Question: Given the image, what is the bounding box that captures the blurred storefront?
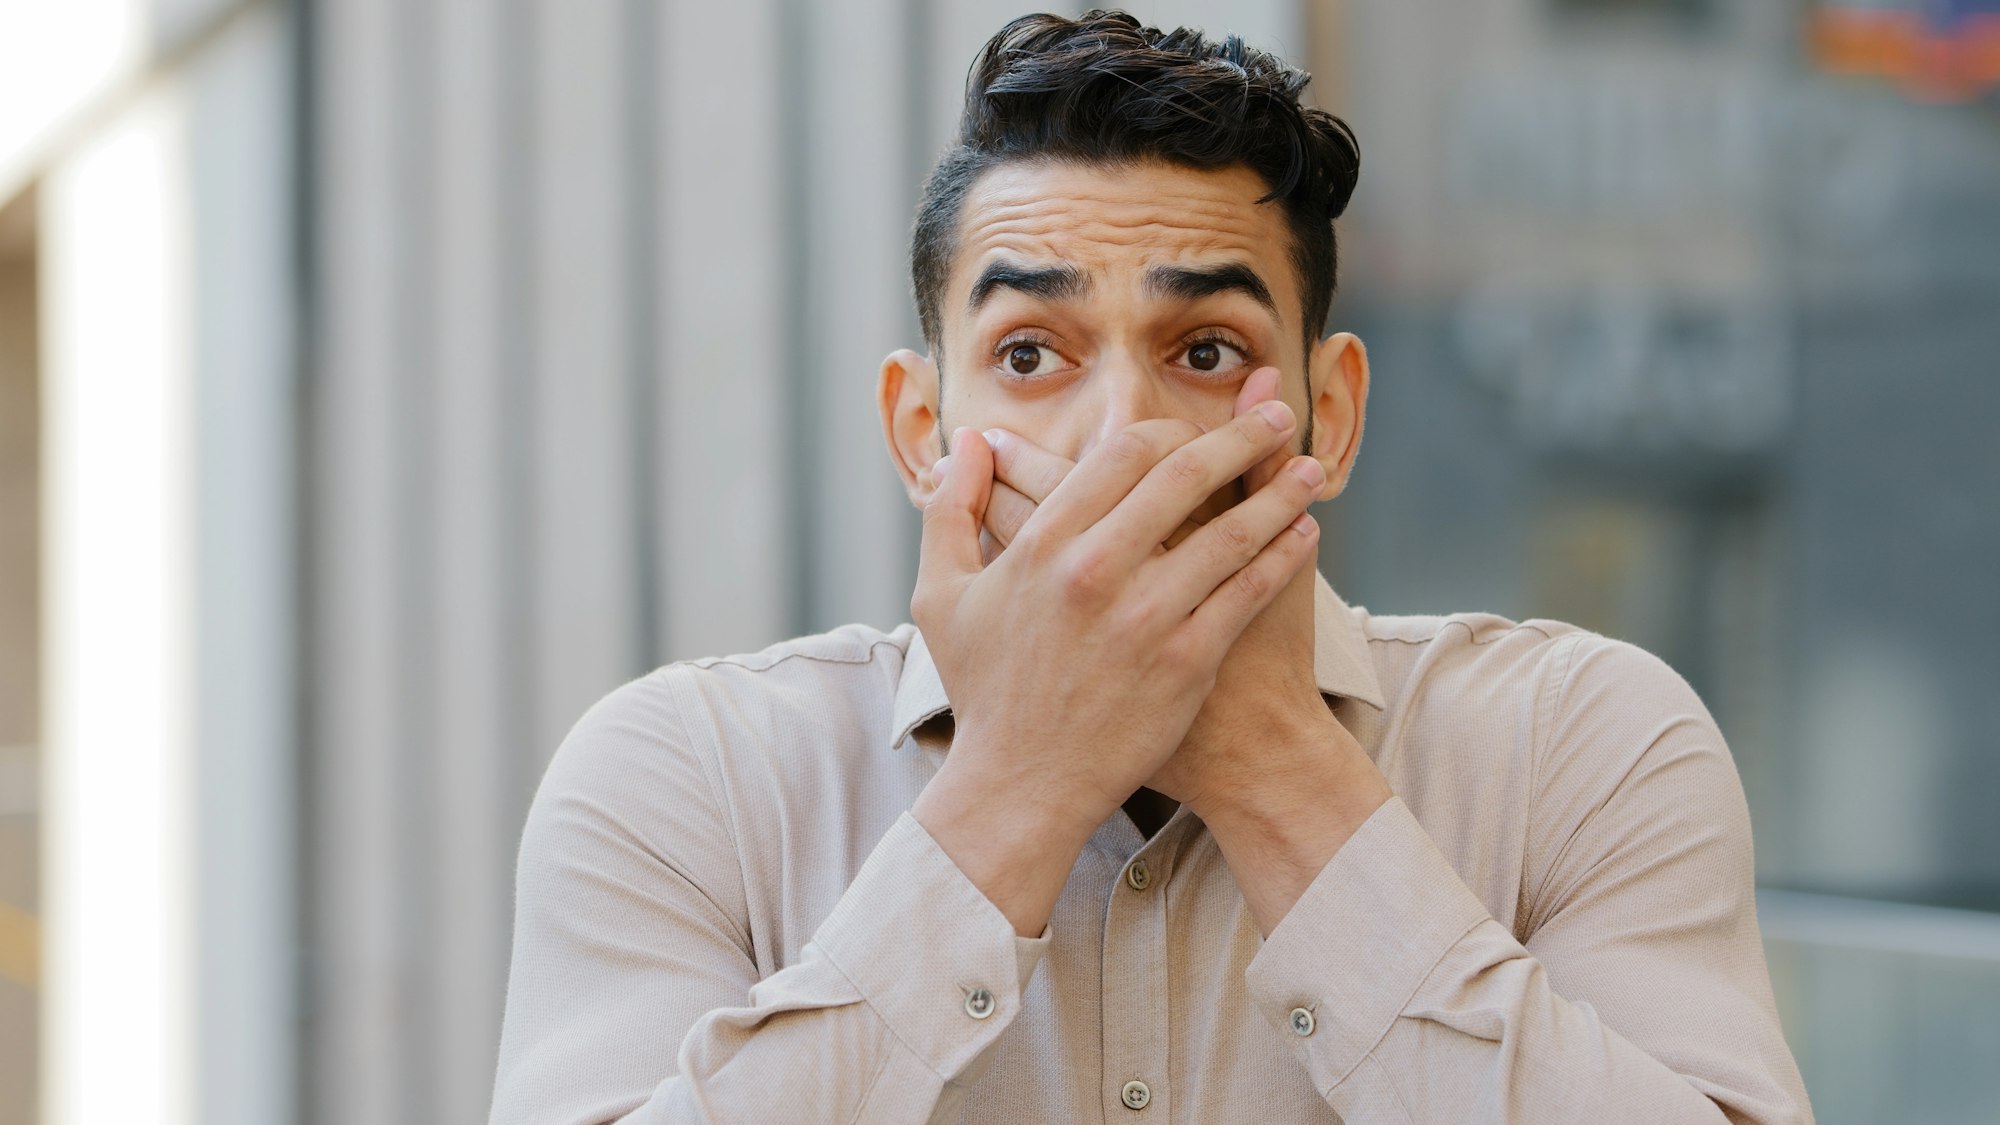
[0,1,1995,1123]
[1321,0,2000,1119]
[2,3,298,1125]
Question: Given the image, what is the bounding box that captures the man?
[491,11,1813,1123]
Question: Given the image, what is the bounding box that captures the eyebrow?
[966,260,1090,312]
[1143,262,1278,315]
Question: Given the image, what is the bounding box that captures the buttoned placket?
[1091,810,1193,1120]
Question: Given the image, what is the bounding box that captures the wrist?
[1189,705,1353,823]
[912,750,1100,937]
[1194,711,1392,935]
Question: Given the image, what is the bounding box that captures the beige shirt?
[491,574,1812,1124]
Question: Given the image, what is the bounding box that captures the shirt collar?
[891,571,1385,749]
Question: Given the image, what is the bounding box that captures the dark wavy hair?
[911,9,1361,357]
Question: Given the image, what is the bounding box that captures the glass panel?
[1330,0,2000,915]
[1765,928,2000,1123]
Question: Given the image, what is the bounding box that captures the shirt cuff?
[1242,795,1491,1092]
[813,811,1050,1081]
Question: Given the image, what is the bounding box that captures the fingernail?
[982,428,1005,449]
[1291,513,1318,537]
[1255,400,1294,430]
[1289,457,1325,487]
[931,456,951,484]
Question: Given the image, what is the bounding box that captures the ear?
[1305,331,1369,501]
[878,347,944,509]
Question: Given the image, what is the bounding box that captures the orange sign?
[1811,2,2000,102]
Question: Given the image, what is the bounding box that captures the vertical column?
[792,0,923,634]
[309,0,415,1118]
[426,0,520,1118]
[184,9,299,1125]
[42,8,300,1125]
[527,0,645,760]
[656,0,795,660]
[41,84,198,1125]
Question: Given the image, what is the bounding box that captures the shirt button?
[1125,860,1152,891]
[964,987,995,1020]
[1289,1006,1316,1037]
[1120,1079,1152,1110]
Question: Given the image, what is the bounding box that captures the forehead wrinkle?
[962,188,1273,247]
[962,215,1274,280]
[965,202,1269,246]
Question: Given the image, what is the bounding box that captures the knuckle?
[1012,523,1054,561]
[1161,448,1209,492]
[1227,563,1271,606]
[1102,427,1156,467]
[1209,513,1258,557]
[1060,548,1114,603]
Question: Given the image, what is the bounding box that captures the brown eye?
[1177,338,1247,377]
[1008,344,1044,375]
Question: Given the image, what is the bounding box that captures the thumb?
[917,426,995,585]
[1233,366,1291,494]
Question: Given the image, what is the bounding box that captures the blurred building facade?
[0,1,1996,1124]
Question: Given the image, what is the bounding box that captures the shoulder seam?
[676,634,911,675]
[1366,617,1564,648]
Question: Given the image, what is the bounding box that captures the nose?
[1076,356,1174,461]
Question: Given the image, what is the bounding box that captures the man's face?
[949,160,1304,520]
[879,158,1367,526]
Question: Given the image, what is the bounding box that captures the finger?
[1151,453,1324,612]
[1021,416,1206,544]
[916,428,995,587]
[984,428,1075,506]
[1232,364,1282,419]
[981,485,1181,561]
[1088,399,1298,562]
[1232,365,1292,497]
[982,480,1038,550]
[1179,503,1320,655]
[988,428,1185,555]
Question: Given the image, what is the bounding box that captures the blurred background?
[2,0,1998,1122]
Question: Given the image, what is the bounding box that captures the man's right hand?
[908,394,1325,936]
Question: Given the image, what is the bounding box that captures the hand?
[977,369,1334,807]
[908,404,1326,935]
[982,370,1393,932]
[1146,374,1355,817]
